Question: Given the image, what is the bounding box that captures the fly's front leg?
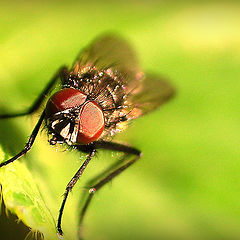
[0,111,46,168]
[57,149,96,237]
[0,66,68,119]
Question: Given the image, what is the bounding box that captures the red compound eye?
[46,88,87,116]
[77,101,105,144]
[46,88,104,144]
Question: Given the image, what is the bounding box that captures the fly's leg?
[0,111,45,167]
[0,66,68,119]
[57,149,96,237]
[78,141,141,240]
[0,66,68,165]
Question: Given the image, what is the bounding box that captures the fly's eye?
[46,88,104,145]
[77,101,105,144]
[46,88,87,117]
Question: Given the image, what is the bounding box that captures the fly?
[0,35,175,238]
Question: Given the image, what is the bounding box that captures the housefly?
[0,35,175,238]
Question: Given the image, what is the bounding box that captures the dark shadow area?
[0,195,30,240]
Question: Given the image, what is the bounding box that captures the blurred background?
[0,0,240,240]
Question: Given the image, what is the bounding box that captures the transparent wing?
[73,35,175,123]
[72,34,141,86]
[127,74,176,120]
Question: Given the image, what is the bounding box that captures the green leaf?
[0,147,56,239]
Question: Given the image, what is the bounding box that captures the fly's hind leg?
[77,140,141,240]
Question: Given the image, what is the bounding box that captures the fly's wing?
[73,35,175,124]
[73,34,141,86]
[126,74,175,120]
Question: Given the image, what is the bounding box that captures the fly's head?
[45,87,105,146]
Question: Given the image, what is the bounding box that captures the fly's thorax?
[67,65,131,139]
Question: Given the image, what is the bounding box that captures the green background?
[0,1,240,240]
